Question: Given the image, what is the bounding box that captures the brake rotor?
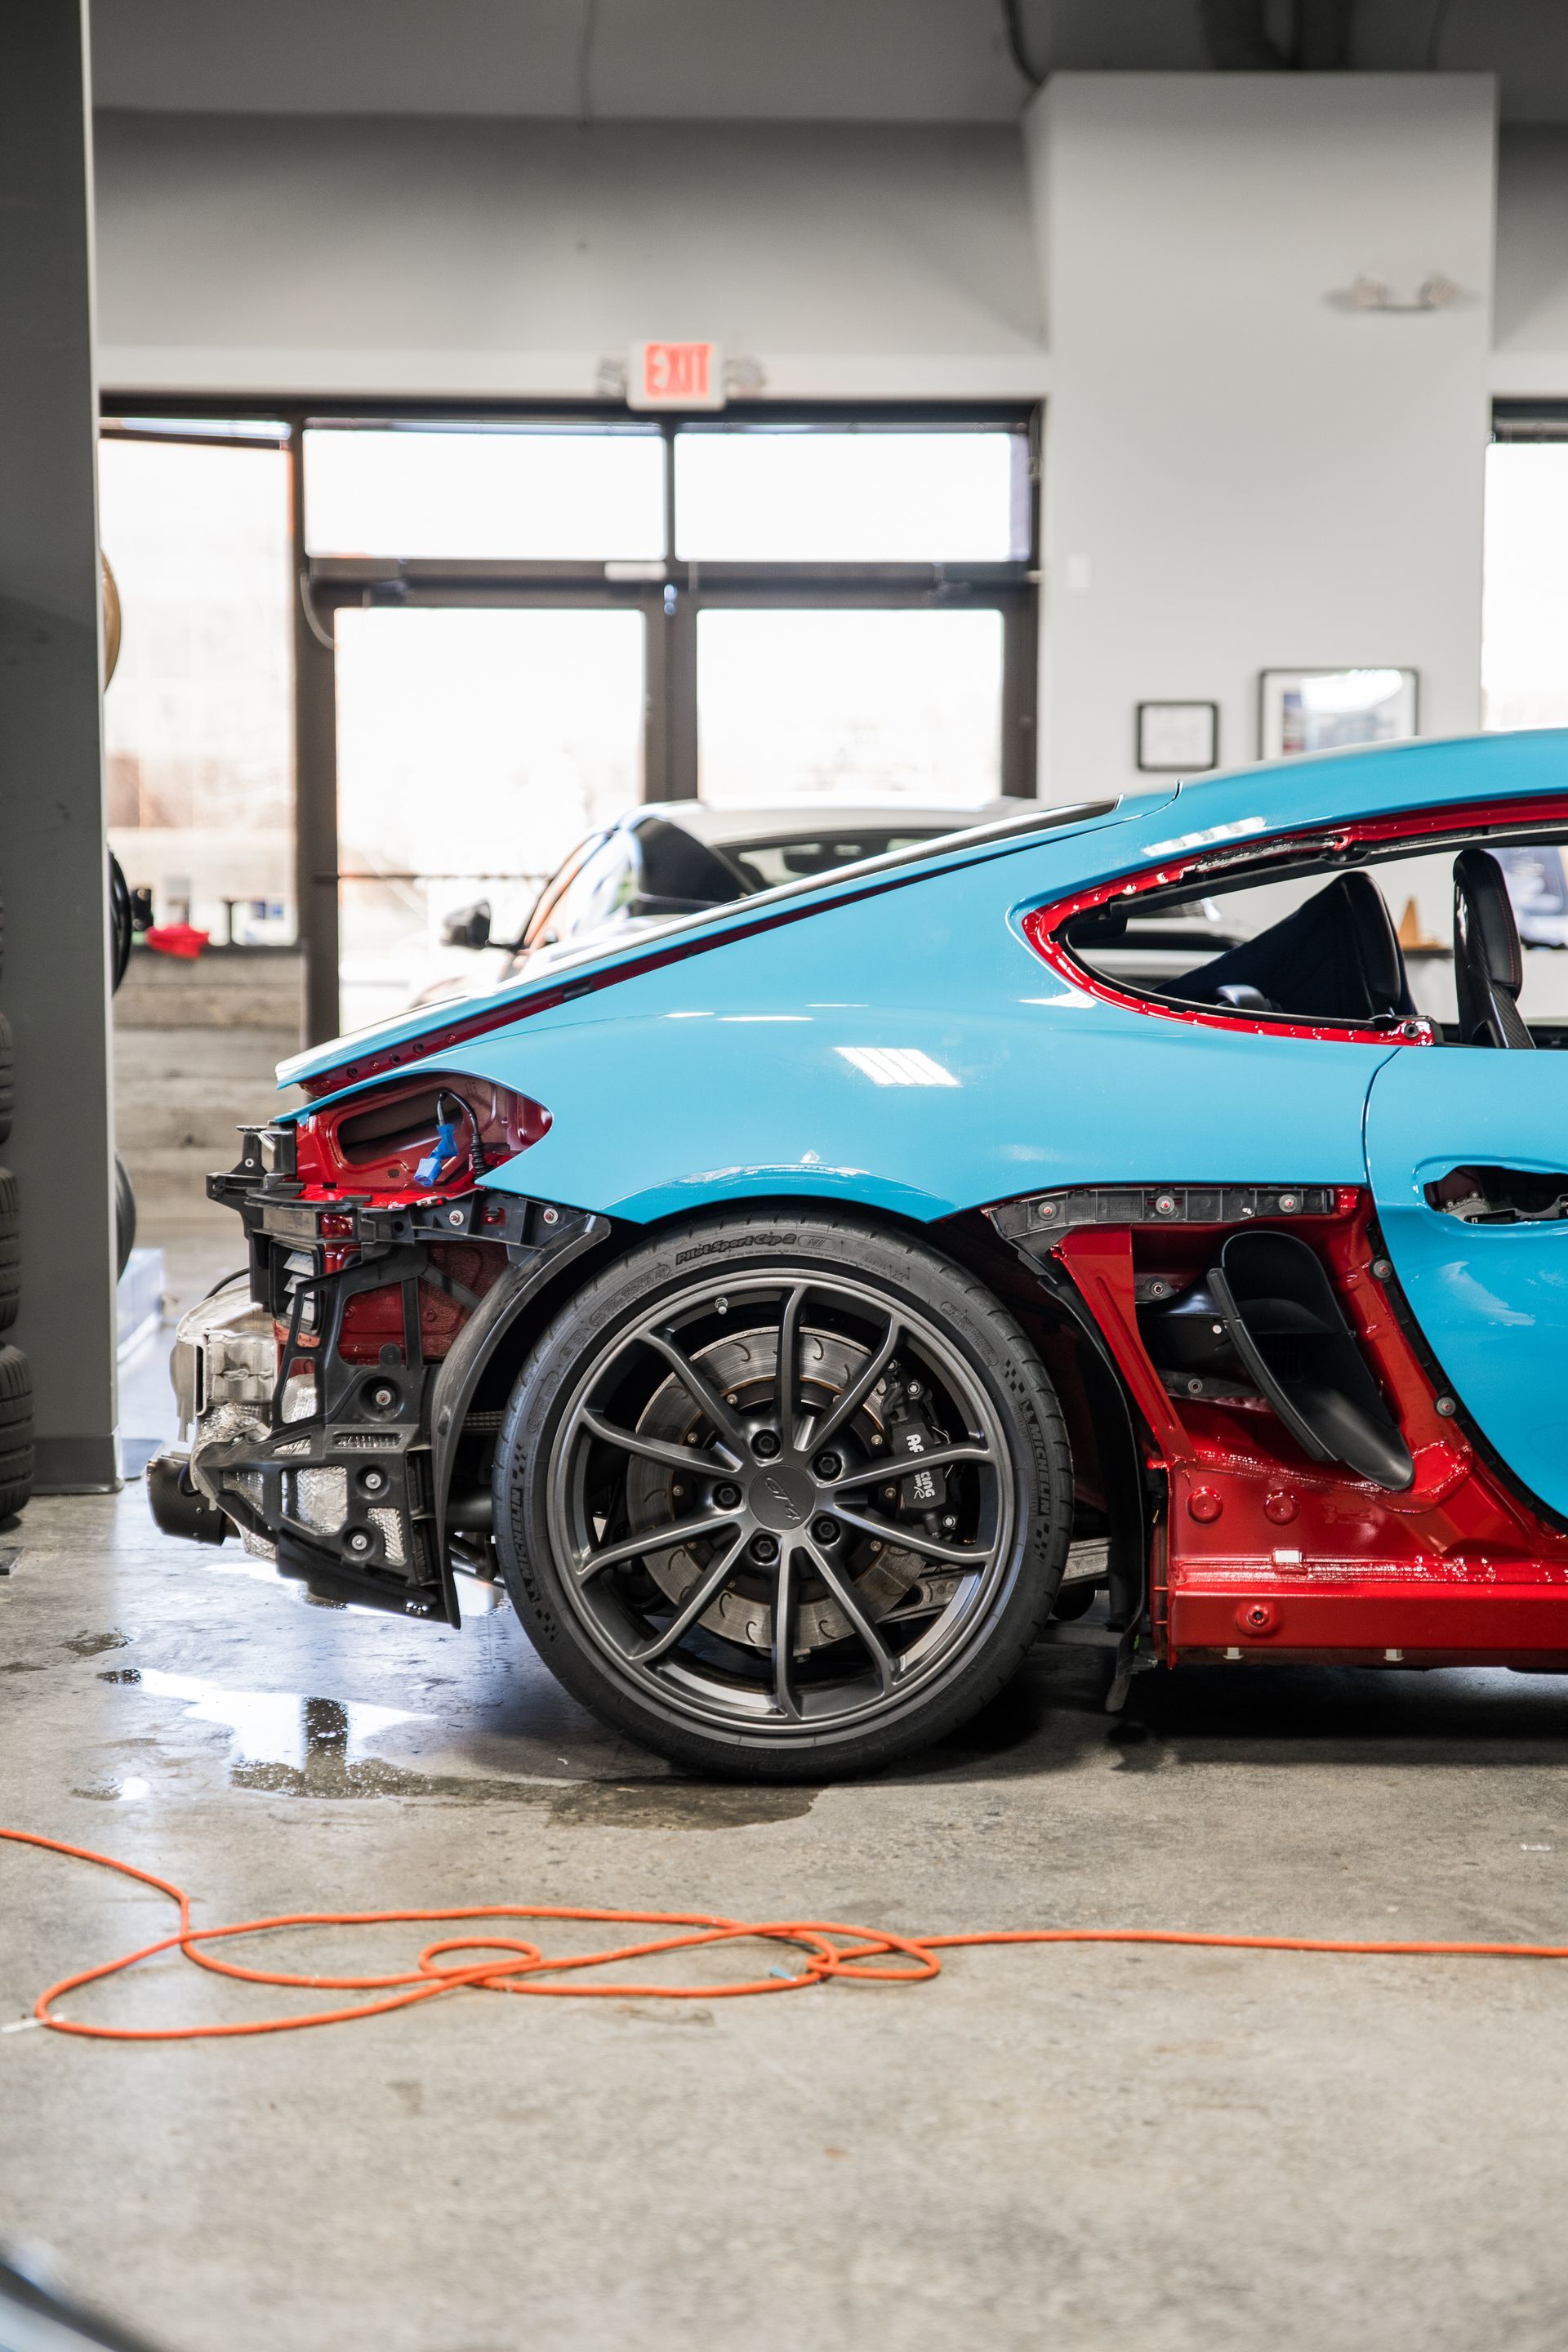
[622,1325,928,1654]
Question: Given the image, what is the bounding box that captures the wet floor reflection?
[97,1666,425,1794]
[89,1664,818,1816]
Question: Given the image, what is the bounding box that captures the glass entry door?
[332,606,644,1034]
[696,608,1005,809]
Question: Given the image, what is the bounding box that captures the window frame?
[1031,795,1568,1049]
[101,396,1041,1043]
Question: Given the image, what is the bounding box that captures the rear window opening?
[1056,823,1568,1044]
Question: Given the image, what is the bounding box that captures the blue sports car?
[152,731,1568,1777]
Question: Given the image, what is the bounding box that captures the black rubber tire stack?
[0,897,37,1519]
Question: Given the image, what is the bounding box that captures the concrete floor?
[7,1245,1568,2350]
[75,773,1568,2346]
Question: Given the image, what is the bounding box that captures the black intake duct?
[1205,1230,1414,1492]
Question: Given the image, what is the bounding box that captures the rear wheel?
[494,1212,1072,1779]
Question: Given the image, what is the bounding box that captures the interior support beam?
[0,0,118,1490]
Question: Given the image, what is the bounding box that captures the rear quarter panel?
[439,847,1393,1221]
[294,735,1568,1224]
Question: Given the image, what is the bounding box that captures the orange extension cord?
[7,1823,1568,2044]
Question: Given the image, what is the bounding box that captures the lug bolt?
[752,1430,781,1459]
[811,1517,840,1545]
[713,1482,742,1509]
[813,1450,842,1481]
[751,1533,780,1565]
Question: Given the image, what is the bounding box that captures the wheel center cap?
[747,1461,814,1533]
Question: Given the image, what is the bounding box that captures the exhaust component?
[146,1449,229,1545]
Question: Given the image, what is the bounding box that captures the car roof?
[618,800,1015,848]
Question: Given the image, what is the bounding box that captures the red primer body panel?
[1055,1202,1568,1669]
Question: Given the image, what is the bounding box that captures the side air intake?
[1145,1230,1414,1492]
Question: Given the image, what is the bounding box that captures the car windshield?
[724,829,952,890]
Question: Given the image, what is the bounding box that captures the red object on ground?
[143,923,210,960]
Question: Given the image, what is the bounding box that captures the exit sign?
[628,341,725,410]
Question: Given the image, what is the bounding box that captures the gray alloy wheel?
[494,1211,1073,1779]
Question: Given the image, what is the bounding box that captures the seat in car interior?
[1454,845,1533,1049]
[1174,871,1415,1023]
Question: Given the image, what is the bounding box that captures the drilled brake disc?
[624,1325,929,1652]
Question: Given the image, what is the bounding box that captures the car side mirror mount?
[441,901,492,951]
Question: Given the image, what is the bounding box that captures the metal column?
[0,0,118,1490]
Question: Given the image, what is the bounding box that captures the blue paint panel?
[274,730,1568,1284]
[323,845,1393,1223]
[1365,1049,1568,1518]
[278,790,1178,1093]
[281,728,1568,1098]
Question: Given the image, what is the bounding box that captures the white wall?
[93,114,1046,400]
[1028,74,1498,801]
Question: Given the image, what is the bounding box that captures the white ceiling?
[87,0,1568,124]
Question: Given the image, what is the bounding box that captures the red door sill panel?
[1170,1577,1568,1662]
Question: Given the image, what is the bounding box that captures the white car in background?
[424,801,1016,1001]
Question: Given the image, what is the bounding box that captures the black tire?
[0,1009,13,1145]
[109,855,132,995]
[115,1151,136,1281]
[0,1165,16,1334]
[494,1210,1073,1780]
[0,1343,34,1517]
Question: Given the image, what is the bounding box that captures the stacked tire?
[0,923,36,1517]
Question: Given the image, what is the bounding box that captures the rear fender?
[372,850,1380,1224]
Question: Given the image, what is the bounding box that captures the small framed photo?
[1260,668,1418,760]
[1136,701,1218,773]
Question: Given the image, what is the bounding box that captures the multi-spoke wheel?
[494,1213,1073,1778]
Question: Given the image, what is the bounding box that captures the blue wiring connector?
[414,1090,470,1188]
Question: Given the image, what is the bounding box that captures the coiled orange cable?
[6,1824,1568,2044]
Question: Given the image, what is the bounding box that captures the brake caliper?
[884,1379,947,1514]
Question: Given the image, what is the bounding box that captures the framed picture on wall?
[1136,701,1218,773]
[1259,668,1418,760]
